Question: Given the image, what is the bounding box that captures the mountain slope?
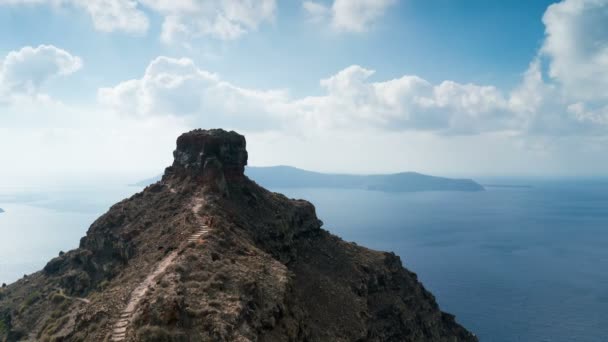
[0,129,476,341]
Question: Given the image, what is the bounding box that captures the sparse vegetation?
[137,325,186,342]
[19,290,41,312]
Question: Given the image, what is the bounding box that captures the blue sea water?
[1,180,608,341]
[0,186,140,285]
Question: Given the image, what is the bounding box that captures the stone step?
[114,326,127,334]
[114,320,128,328]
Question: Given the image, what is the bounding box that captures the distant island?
[134,165,484,192]
[0,208,4,214]
[482,184,532,189]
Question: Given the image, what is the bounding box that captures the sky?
[1,0,607,186]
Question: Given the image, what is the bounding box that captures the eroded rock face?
[166,129,248,187]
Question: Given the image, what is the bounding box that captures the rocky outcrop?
[164,129,248,194]
[0,129,476,342]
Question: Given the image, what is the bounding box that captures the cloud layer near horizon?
[97,57,606,137]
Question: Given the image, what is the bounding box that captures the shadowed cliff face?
[0,129,477,342]
[165,129,248,192]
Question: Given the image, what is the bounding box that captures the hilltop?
[0,129,476,341]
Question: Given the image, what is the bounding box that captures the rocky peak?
[0,128,477,342]
[165,129,248,188]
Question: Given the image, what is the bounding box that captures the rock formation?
[0,129,477,341]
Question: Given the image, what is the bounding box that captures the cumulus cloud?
[147,0,277,42]
[0,0,150,33]
[541,0,608,100]
[0,0,276,41]
[99,58,518,134]
[98,56,288,129]
[293,65,515,133]
[78,0,150,33]
[303,0,396,32]
[0,45,82,100]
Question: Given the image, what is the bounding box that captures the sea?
[1,179,607,341]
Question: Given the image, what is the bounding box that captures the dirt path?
[55,288,91,304]
[109,194,210,341]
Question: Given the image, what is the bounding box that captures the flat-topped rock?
[165,129,248,185]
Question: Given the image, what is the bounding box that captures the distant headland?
[133,166,485,192]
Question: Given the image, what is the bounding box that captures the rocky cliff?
[0,129,476,342]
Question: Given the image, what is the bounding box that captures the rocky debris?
[0,129,477,341]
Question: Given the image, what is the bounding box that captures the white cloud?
[302,1,330,23]
[98,56,288,129]
[296,65,513,133]
[0,0,276,41]
[541,0,608,100]
[99,59,517,134]
[0,0,150,34]
[149,0,277,42]
[568,102,608,125]
[0,45,82,100]
[76,0,150,33]
[507,58,608,136]
[303,0,396,32]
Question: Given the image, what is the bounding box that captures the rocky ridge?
[0,129,477,341]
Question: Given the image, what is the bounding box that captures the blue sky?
[1,0,555,98]
[0,0,607,186]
